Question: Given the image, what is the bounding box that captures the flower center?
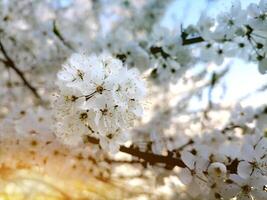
[96,85,104,94]
[242,185,251,194]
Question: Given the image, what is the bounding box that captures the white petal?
[242,144,255,161]
[230,174,247,186]
[237,161,253,178]
[178,168,192,185]
[220,183,240,199]
[181,151,195,170]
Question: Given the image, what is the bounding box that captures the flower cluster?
[130,100,267,199]
[177,133,267,200]
[190,0,267,73]
[148,28,193,85]
[54,53,146,153]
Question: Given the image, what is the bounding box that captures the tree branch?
[85,133,241,173]
[85,135,186,169]
[182,36,205,46]
[0,41,41,100]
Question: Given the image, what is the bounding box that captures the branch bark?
[86,135,186,169]
[182,36,205,46]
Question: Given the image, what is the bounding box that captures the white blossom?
[247,0,267,31]
[230,104,255,126]
[221,174,267,200]
[54,53,146,152]
[215,1,247,39]
[238,136,267,178]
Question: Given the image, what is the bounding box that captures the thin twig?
[53,20,74,51]
[0,41,41,100]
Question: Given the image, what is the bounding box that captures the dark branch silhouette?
[85,133,242,173]
[85,135,187,169]
[182,36,205,45]
[0,41,41,100]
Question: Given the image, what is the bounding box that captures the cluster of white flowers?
[54,53,146,153]
[189,0,267,73]
[176,133,267,200]
[148,28,193,85]
[91,27,193,87]
[92,28,150,72]
[130,100,267,199]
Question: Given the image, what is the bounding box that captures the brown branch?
[85,135,186,169]
[0,41,41,100]
[182,36,205,46]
